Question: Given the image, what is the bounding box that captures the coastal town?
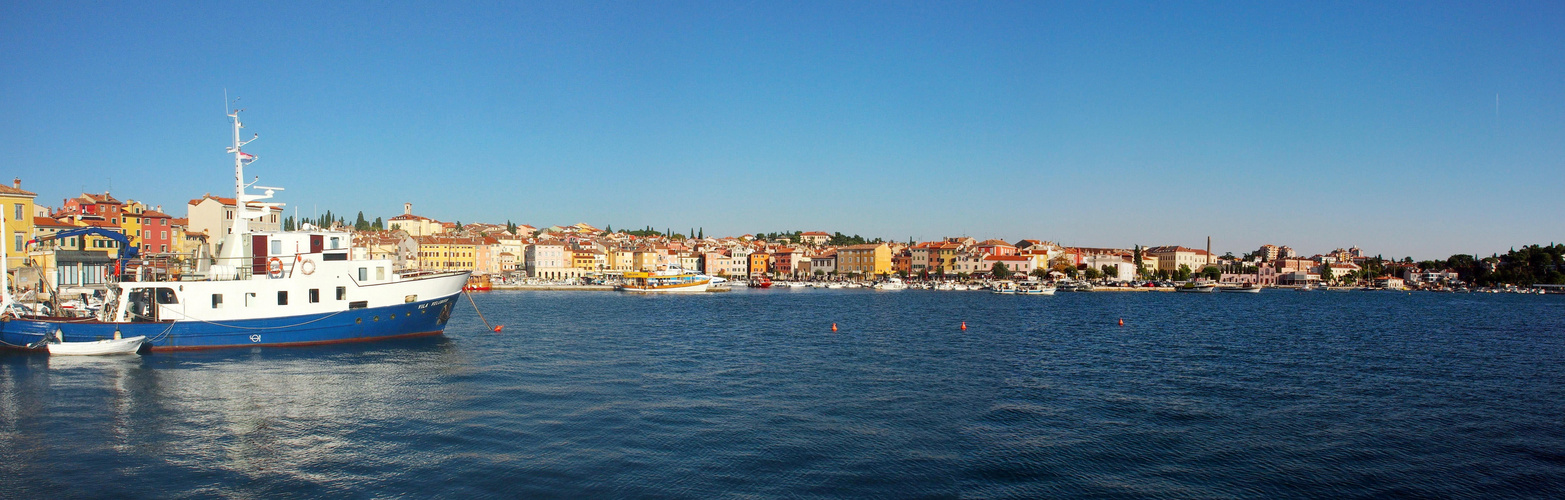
[4,179,1561,295]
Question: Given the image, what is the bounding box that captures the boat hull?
[1,295,460,351]
[618,283,710,293]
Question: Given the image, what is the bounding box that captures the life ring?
[267,257,284,278]
[300,259,316,275]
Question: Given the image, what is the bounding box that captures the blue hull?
[0,295,458,351]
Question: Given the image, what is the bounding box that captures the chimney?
[404,203,412,216]
[11,178,18,189]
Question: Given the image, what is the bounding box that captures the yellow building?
[0,179,38,270]
[414,235,479,271]
[572,249,605,271]
[837,243,892,277]
[121,200,146,249]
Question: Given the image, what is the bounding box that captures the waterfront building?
[982,254,1035,276]
[973,239,1018,257]
[125,203,174,254]
[748,251,770,277]
[772,247,801,277]
[414,235,480,272]
[0,179,37,271]
[1146,245,1215,273]
[837,243,892,278]
[525,240,577,279]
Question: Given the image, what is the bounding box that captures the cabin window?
[277,291,288,305]
[212,294,223,308]
[154,288,178,304]
[245,292,256,306]
[349,301,367,310]
[271,240,282,255]
[336,286,346,300]
[309,289,320,303]
[330,237,341,249]
[358,268,368,281]
[376,267,385,280]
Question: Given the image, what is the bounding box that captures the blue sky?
[3,1,1561,259]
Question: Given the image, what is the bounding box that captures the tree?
[1101,265,1117,280]
[1201,265,1222,281]
[1133,245,1145,277]
[698,227,703,239]
[992,262,1012,279]
[372,217,384,230]
[1175,264,1192,281]
[1083,267,1100,280]
[1321,263,1334,284]
[283,215,296,231]
[354,211,369,231]
[1030,268,1049,279]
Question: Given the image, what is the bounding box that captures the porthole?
[373,316,379,322]
[356,318,362,324]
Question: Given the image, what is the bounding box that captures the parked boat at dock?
[0,108,470,351]
[618,267,712,293]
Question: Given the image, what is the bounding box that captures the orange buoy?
[831,323,838,332]
[960,321,967,331]
[1118,318,1124,326]
[493,325,504,333]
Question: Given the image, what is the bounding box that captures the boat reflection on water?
[3,336,469,493]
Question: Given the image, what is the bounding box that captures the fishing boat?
[991,281,1018,294]
[1018,282,1056,295]
[750,276,773,288]
[0,108,470,351]
[618,267,712,293]
[1176,282,1218,293]
[1230,282,1263,293]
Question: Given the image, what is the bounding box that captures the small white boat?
[47,335,146,356]
[874,278,908,291]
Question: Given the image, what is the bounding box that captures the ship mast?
[217,107,284,268]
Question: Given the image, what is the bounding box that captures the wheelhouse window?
[271,240,282,255]
[278,291,288,305]
[358,268,368,281]
[336,286,346,300]
[212,294,223,308]
[309,289,320,303]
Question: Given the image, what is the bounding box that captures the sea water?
[2,289,1562,498]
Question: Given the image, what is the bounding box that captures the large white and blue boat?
[0,108,470,351]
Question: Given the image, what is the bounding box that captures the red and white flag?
[238,151,257,162]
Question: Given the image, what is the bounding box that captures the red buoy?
[493,325,504,333]
[960,321,967,331]
[1118,318,1124,326]
[831,323,838,332]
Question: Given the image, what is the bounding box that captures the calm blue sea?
[3,289,1563,499]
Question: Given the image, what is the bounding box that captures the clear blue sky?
[3,1,1561,260]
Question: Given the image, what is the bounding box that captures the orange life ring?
[267,257,284,278]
